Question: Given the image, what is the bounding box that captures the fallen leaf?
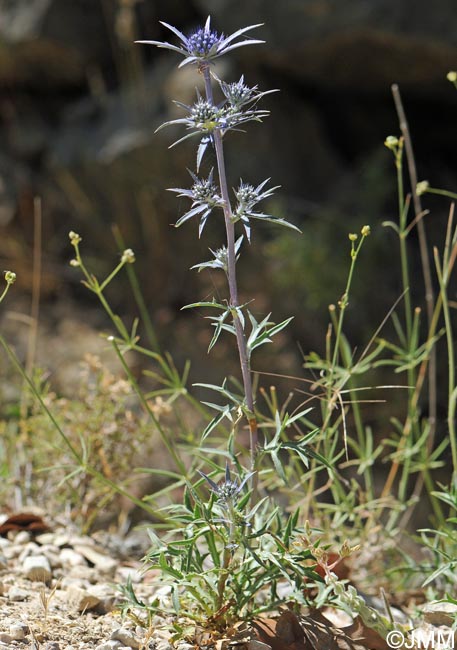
[0,512,50,536]
[344,616,389,650]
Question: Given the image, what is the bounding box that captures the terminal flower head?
[136,16,264,67]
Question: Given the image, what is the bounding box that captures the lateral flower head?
[156,92,270,170]
[231,178,301,241]
[191,237,243,274]
[136,16,264,68]
[168,169,223,236]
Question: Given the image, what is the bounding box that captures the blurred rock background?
[0,0,456,395]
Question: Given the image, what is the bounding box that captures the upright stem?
[201,65,258,474]
[391,84,437,471]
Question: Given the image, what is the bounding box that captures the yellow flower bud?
[361,225,371,237]
[384,135,399,150]
[348,233,358,241]
[447,71,457,83]
[69,231,82,246]
[416,180,429,196]
[121,248,136,264]
[4,271,16,284]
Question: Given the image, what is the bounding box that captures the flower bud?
[447,71,457,83]
[348,233,358,241]
[69,259,80,267]
[121,248,136,264]
[4,271,16,284]
[416,180,429,196]
[69,231,82,246]
[361,225,371,237]
[384,135,399,150]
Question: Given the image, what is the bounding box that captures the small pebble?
[44,642,61,650]
[9,623,28,640]
[0,554,7,569]
[74,545,118,575]
[66,585,101,612]
[23,554,52,582]
[18,541,40,562]
[60,548,87,568]
[422,601,457,626]
[111,627,140,648]
[13,530,31,544]
[8,585,29,601]
[0,634,12,644]
[95,641,123,650]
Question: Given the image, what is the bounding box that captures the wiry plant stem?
[201,64,258,475]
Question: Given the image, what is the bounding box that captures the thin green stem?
[112,224,160,352]
[0,331,166,519]
[109,337,187,476]
[330,235,367,377]
[0,284,11,304]
[424,187,457,201]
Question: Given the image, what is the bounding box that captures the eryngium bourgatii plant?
[137,18,300,480]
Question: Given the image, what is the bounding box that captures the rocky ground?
[0,513,170,650]
[1,511,457,650]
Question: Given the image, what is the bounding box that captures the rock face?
[193,0,457,80]
[1,0,457,359]
[0,0,111,86]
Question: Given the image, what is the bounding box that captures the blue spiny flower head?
[136,16,264,67]
[190,98,221,131]
[198,463,255,506]
[236,182,260,209]
[187,25,222,58]
[168,169,223,236]
[191,170,219,202]
[220,76,257,109]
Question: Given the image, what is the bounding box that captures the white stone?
[422,601,457,626]
[14,530,31,544]
[73,544,118,575]
[66,585,101,612]
[8,586,29,601]
[18,541,40,562]
[9,623,28,640]
[23,554,52,582]
[60,548,88,567]
[95,641,123,650]
[111,627,140,648]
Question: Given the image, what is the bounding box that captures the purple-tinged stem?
[201,64,258,474]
